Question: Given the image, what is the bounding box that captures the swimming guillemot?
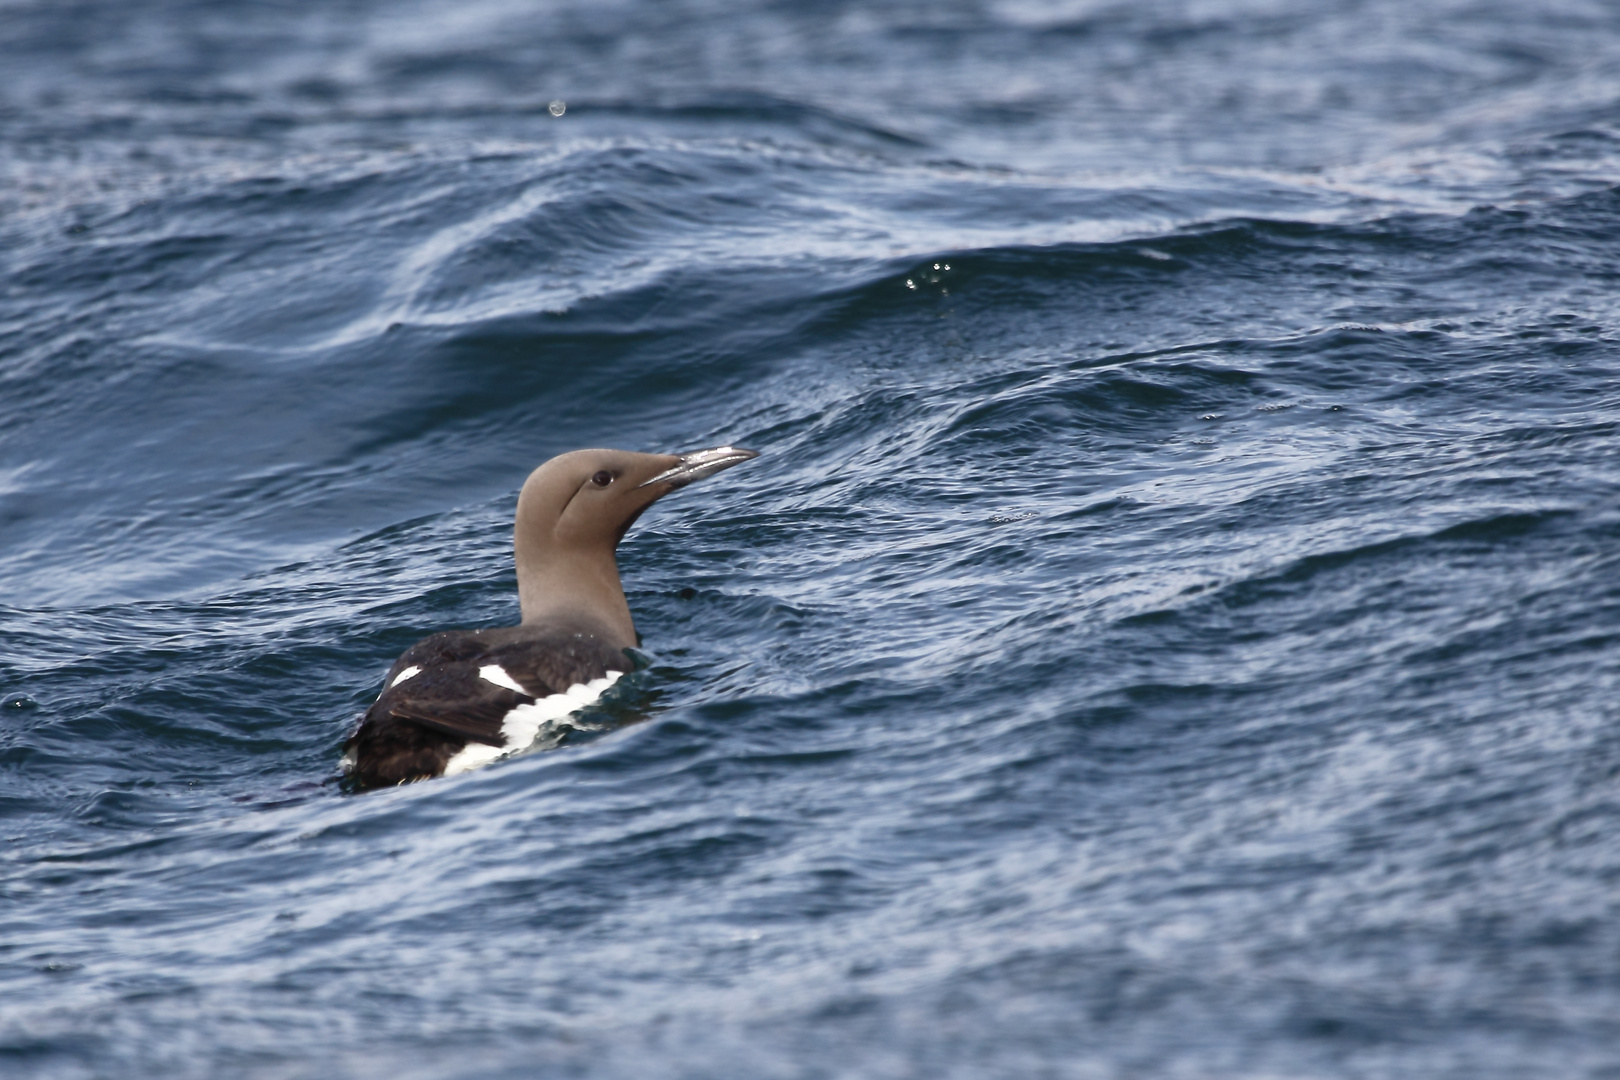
[344,445,758,790]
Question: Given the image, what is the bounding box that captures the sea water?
[4,1,1620,1076]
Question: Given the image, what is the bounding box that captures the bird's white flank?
[478,665,527,694]
[442,671,624,776]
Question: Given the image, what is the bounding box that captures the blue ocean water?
[4,0,1620,1075]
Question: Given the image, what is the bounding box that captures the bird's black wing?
[486,631,632,696]
[346,626,633,790]
[378,665,527,746]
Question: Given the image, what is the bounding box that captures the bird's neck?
[514,544,637,649]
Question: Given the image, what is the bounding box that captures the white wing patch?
[443,670,624,777]
[390,665,422,688]
[478,664,527,694]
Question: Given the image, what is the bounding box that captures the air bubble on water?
[548,100,567,117]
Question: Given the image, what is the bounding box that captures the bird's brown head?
[512,445,758,646]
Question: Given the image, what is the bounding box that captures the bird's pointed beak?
[638,445,760,489]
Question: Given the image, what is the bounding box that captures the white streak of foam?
[442,741,504,776]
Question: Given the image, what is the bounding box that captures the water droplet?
[548,100,567,117]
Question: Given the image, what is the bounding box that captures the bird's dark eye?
[590,470,613,487]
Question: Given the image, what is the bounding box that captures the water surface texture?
[5,1,1620,1076]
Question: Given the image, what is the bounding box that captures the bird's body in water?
[344,445,757,790]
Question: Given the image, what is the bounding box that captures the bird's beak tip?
[638,445,760,489]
